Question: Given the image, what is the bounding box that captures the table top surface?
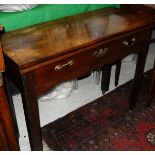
[1,8,149,70]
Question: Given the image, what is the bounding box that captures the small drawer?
[34,49,97,95]
[119,29,149,51]
[93,29,149,68]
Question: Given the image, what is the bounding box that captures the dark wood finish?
[113,4,155,90]
[1,8,149,71]
[129,42,150,110]
[151,38,155,43]
[101,65,112,94]
[147,61,155,106]
[3,74,19,138]
[0,26,19,150]
[21,72,42,151]
[115,60,121,87]
[121,5,155,106]
[121,4,155,25]
[1,8,151,150]
[34,28,149,96]
[0,84,19,150]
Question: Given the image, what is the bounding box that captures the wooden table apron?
[1,8,151,150]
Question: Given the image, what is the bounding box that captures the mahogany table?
[1,8,151,150]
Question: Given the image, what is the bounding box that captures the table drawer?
[93,28,149,68]
[34,49,97,95]
[34,28,149,95]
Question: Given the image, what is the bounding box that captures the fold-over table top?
[1,8,149,70]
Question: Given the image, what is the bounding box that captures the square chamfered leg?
[115,60,122,87]
[101,64,112,94]
[129,47,149,110]
[147,60,155,106]
[21,72,43,151]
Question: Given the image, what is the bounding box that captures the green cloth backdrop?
[0,4,120,32]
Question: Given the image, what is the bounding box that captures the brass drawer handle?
[93,48,108,58]
[55,60,74,71]
[122,38,136,48]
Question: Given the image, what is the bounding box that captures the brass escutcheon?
[122,37,136,48]
[93,48,108,58]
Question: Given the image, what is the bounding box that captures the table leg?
[101,65,112,94]
[21,72,43,151]
[115,60,121,87]
[129,50,148,110]
[147,60,155,106]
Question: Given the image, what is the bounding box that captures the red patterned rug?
[42,70,155,151]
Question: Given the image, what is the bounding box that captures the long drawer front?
[34,28,150,96]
